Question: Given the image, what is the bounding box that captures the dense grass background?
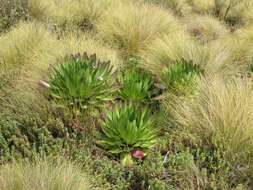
[1,0,253,189]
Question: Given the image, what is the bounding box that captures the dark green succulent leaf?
[99,103,157,156]
[118,69,155,102]
[48,53,115,116]
[161,59,202,95]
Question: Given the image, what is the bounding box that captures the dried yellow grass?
[187,0,214,14]
[140,33,193,74]
[0,22,61,68]
[0,21,63,88]
[62,33,121,72]
[28,0,111,28]
[199,40,237,77]
[97,1,184,57]
[183,14,229,43]
[145,0,192,16]
[140,32,235,78]
[212,0,253,24]
[0,159,91,190]
[223,25,253,68]
[168,77,253,163]
[0,21,121,79]
[0,21,63,109]
[188,0,253,25]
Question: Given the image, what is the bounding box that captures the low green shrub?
[74,147,175,190]
[0,0,28,33]
[0,107,68,162]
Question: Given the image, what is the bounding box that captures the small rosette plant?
[47,53,115,118]
[161,59,202,95]
[118,69,155,103]
[98,103,157,167]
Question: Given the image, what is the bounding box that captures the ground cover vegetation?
[1,0,253,189]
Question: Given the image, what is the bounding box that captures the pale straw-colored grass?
[0,159,91,190]
[167,77,253,164]
[97,1,184,57]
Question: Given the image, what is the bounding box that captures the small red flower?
[132,149,144,160]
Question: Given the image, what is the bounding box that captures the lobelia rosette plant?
[161,59,202,96]
[98,103,157,167]
[44,53,115,129]
[118,69,155,103]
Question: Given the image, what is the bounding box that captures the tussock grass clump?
[140,34,194,75]
[97,1,184,57]
[187,0,214,14]
[0,21,63,101]
[0,21,61,69]
[212,0,253,25]
[212,25,253,76]
[28,0,111,29]
[168,77,253,166]
[0,22,62,120]
[140,33,193,74]
[0,159,91,190]
[27,0,50,20]
[0,22,120,87]
[145,0,192,16]
[62,33,121,72]
[140,33,205,95]
[141,33,236,80]
[183,14,229,43]
[199,40,238,77]
[228,25,253,66]
[188,0,253,25]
